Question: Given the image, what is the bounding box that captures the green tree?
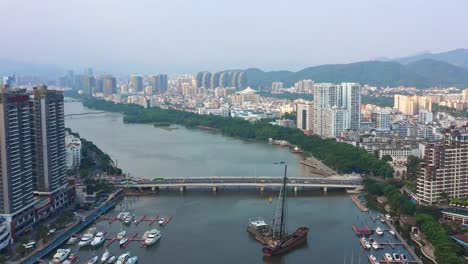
[36,224,48,243]
[381,155,393,163]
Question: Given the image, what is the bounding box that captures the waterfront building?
[296,100,314,135]
[371,111,391,131]
[276,119,296,128]
[81,75,95,95]
[103,75,117,96]
[0,85,36,238]
[65,132,81,170]
[417,128,468,204]
[130,75,144,92]
[31,85,67,197]
[271,82,283,92]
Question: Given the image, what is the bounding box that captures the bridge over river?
[117,176,363,193]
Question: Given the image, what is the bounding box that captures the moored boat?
[116,252,130,264]
[66,235,79,245]
[389,230,395,236]
[87,255,98,264]
[384,253,393,261]
[372,241,379,250]
[52,248,71,262]
[117,230,126,239]
[262,227,309,257]
[119,237,128,246]
[375,227,383,236]
[144,229,161,246]
[246,217,272,245]
[101,249,110,262]
[158,218,165,225]
[62,253,77,264]
[78,233,94,246]
[393,253,401,261]
[107,255,117,264]
[126,256,138,264]
[91,232,105,247]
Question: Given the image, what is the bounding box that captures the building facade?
[296,101,314,135]
[65,132,81,170]
[0,85,35,238]
[417,128,468,204]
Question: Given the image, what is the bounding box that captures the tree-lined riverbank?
[79,96,393,177]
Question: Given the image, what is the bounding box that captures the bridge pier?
[260,186,264,193]
[179,186,186,192]
[322,187,328,193]
[293,186,298,194]
[151,186,159,193]
[212,186,218,193]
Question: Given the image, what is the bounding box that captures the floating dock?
[352,225,373,235]
[350,195,368,212]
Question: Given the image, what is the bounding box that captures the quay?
[350,195,368,212]
[386,221,423,264]
[22,189,124,264]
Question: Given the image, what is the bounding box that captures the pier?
[350,195,368,212]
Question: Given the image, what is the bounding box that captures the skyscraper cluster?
[195,71,246,90]
[313,83,362,137]
[394,95,432,115]
[148,74,168,94]
[0,84,69,238]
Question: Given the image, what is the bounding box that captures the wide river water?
[62,102,414,264]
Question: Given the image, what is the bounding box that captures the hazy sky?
[1,0,467,73]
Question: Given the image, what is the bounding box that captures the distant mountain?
[393,48,468,69]
[245,59,468,88]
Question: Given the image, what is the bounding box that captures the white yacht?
[117,230,126,239]
[375,227,383,236]
[78,233,94,246]
[87,255,98,264]
[116,252,130,264]
[119,237,128,246]
[107,255,117,264]
[66,235,79,245]
[91,232,105,247]
[369,254,380,264]
[365,241,371,249]
[126,256,138,264]
[144,229,162,246]
[52,248,71,262]
[384,253,393,261]
[117,212,130,220]
[101,249,111,262]
[0,218,11,251]
[389,230,396,236]
[158,217,165,225]
[372,241,379,250]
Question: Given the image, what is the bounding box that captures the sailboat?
[262,163,309,257]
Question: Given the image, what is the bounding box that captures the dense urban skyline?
[1,0,468,73]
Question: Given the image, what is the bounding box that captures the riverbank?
[77,95,392,177]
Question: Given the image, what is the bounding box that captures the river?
[65,101,309,178]
[61,101,415,264]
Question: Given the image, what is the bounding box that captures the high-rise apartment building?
[149,74,168,94]
[31,85,67,195]
[371,111,391,130]
[294,80,314,93]
[0,85,36,236]
[394,95,432,115]
[341,83,361,131]
[271,82,283,92]
[296,101,314,135]
[130,75,143,92]
[417,128,468,204]
[81,75,95,95]
[323,108,349,138]
[462,89,468,103]
[103,76,117,96]
[313,83,361,136]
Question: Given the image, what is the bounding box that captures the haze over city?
[2,0,468,73]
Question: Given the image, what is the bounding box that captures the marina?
[351,194,369,212]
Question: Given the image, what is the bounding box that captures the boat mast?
[279,164,287,239]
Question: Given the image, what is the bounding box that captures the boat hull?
[262,227,309,257]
